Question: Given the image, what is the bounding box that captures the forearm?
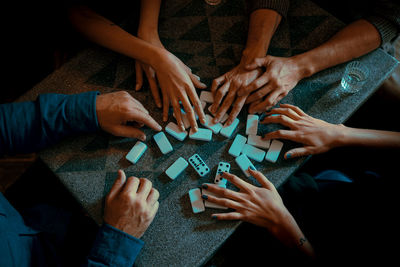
[294,19,382,79]
[68,6,162,67]
[0,92,99,155]
[270,211,315,259]
[138,0,162,39]
[241,9,282,65]
[337,126,400,148]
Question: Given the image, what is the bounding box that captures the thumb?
[108,170,126,199]
[285,147,313,159]
[245,56,269,70]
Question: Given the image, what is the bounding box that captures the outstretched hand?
[261,104,345,158]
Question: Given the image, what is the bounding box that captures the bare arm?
[210,9,282,125]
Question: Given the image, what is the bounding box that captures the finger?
[248,95,276,114]
[123,176,140,195]
[202,184,242,202]
[247,99,263,114]
[130,99,148,114]
[203,194,243,210]
[248,168,274,190]
[184,84,206,126]
[162,87,170,122]
[225,95,246,126]
[179,92,199,131]
[266,89,285,108]
[237,74,269,96]
[210,81,230,114]
[108,125,146,141]
[213,87,236,124]
[108,169,126,199]
[222,172,250,192]
[135,61,143,91]
[125,110,162,132]
[137,178,153,198]
[211,75,226,94]
[147,188,160,205]
[150,200,160,217]
[265,107,302,121]
[262,129,298,142]
[143,67,162,108]
[279,103,307,116]
[245,83,274,104]
[171,99,185,131]
[189,73,207,89]
[260,114,297,129]
[285,147,313,159]
[212,212,243,221]
[245,57,268,70]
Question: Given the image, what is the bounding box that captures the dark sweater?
[247,0,400,44]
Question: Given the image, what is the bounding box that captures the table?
[17,0,399,266]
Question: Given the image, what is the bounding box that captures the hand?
[154,50,207,130]
[210,64,261,125]
[262,104,345,158]
[203,168,315,256]
[104,170,160,238]
[202,169,291,231]
[238,56,304,114]
[96,91,162,140]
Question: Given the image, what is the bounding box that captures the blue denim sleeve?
[84,223,144,267]
[0,91,99,155]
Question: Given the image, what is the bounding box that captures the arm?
[67,5,206,130]
[261,104,400,159]
[202,169,315,259]
[84,170,159,266]
[242,19,384,113]
[0,91,161,156]
[210,8,283,125]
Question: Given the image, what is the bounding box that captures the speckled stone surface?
[17,0,398,266]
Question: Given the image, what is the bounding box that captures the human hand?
[202,169,291,231]
[96,91,162,141]
[203,168,314,256]
[153,50,207,131]
[262,104,345,158]
[238,56,304,114]
[104,170,160,238]
[209,64,261,125]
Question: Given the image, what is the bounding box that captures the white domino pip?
[228,134,247,157]
[214,162,230,186]
[247,135,270,149]
[200,91,214,103]
[188,154,210,177]
[265,140,284,163]
[165,122,188,141]
[202,114,223,134]
[188,188,205,213]
[202,184,228,210]
[220,118,239,138]
[189,128,212,141]
[165,157,188,180]
[153,132,173,154]
[125,141,147,164]
[241,144,265,162]
[246,114,259,135]
[235,154,256,177]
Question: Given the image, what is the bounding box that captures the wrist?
[291,53,317,79]
[241,46,267,66]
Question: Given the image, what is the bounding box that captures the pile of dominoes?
[125,91,284,214]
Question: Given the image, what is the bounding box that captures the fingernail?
[249,165,256,170]
[202,184,208,189]
[200,82,207,87]
[286,153,291,159]
[135,84,140,91]
[200,117,206,125]
[194,74,201,81]
[140,135,146,141]
[202,194,208,200]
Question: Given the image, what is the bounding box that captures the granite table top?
[17,0,399,266]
